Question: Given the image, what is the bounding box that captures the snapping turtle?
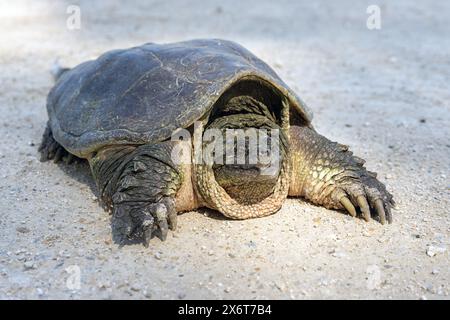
[40,39,394,246]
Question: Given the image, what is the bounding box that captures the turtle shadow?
[195,207,229,221]
[53,157,230,245]
[54,158,99,198]
[54,159,126,245]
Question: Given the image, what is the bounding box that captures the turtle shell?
[47,39,312,157]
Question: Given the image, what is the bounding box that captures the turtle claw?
[91,143,182,247]
[374,199,386,225]
[385,205,393,224]
[357,195,371,222]
[142,216,155,247]
[288,125,394,226]
[153,203,170,241]
[158,219,169,241]
[168,211,178,231]
[143,226,153,247]
[335,173,394,225]
[340,196,356,217]
[112,199,176,246]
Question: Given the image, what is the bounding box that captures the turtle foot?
[90,142,182,246]
[290,125,394,224]
[39,123,78,164]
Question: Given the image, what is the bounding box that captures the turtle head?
[201,107,287,205]
[194,93,291,219]
[214,162,280,185]
[211,137,282,203]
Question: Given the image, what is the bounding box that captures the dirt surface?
[0,0,449,299]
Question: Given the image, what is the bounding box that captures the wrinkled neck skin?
[188,95,291,219]
[207,114,282,204]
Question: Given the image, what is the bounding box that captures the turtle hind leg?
[38,122,78,164]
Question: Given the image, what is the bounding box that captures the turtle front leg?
[288,125,394,224]
[89,142,182,246]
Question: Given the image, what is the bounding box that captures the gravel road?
[0,0,449,299]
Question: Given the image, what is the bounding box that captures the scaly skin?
[195,108,291,219]
[40,104,394,246]
[289,125,394,224]
[195,149,291,219]
[89,143,182,246]
[39,42,395,247]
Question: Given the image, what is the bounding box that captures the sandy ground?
[0,0,449,300]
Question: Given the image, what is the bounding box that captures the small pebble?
[426,245,447,257]
[16,226,30,233]
[130,285,141,292]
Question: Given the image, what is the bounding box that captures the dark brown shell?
[47,39,312,157]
